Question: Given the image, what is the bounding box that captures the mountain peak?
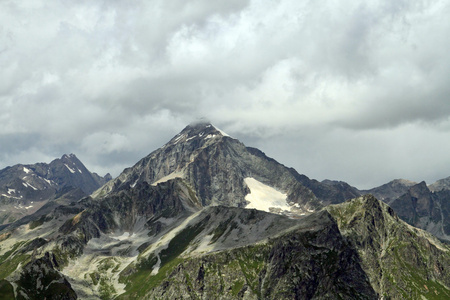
[408,180,430,197]
[61,153,79,162]
[185,122,229,136]
[166,123,230,147]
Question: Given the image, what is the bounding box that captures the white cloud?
[1,0,450,188]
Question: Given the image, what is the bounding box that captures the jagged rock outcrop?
[388,181,450,241]
[327,195,450,298]
[14,252,77,300]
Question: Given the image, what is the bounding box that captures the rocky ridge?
[429,176,450,192]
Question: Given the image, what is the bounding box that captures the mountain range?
[0,122,449,299]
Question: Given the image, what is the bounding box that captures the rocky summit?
[0,123,449,299]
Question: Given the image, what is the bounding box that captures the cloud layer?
[1,0,450,188]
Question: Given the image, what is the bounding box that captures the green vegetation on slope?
[0,241,30,279]
[118,219,209,299]
[0,280,14,300]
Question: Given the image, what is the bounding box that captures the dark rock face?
[389,182,450,241]
[15,252,77,300]
[390,182,434,224]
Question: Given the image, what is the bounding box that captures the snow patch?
[8,188,15,194]
[130,179,138,188]
[173,134,186,144]
[23,167,31,174]
[1,194,21,199]
[64,164,76,173]
[212,125,230,137]
[22,182,38,190]
[13,203,34,210]
[244,178,290,213]
[186,136,197,142]
[43,178,54,185]
[204,134,217,140]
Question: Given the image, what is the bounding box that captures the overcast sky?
[1,0,450,189]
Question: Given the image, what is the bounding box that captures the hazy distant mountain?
[0,154,111,224]
[0,123,449,299]
[362,179,417,204]
[429,176,450,192]
[360,178,450,242]
[388,181,450,242]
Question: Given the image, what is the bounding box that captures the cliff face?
[387,182,450,242]
[14,252,77,300]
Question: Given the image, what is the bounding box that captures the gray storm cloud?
[1,0,450,188]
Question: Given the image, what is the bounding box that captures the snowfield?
[244,177,290,213]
